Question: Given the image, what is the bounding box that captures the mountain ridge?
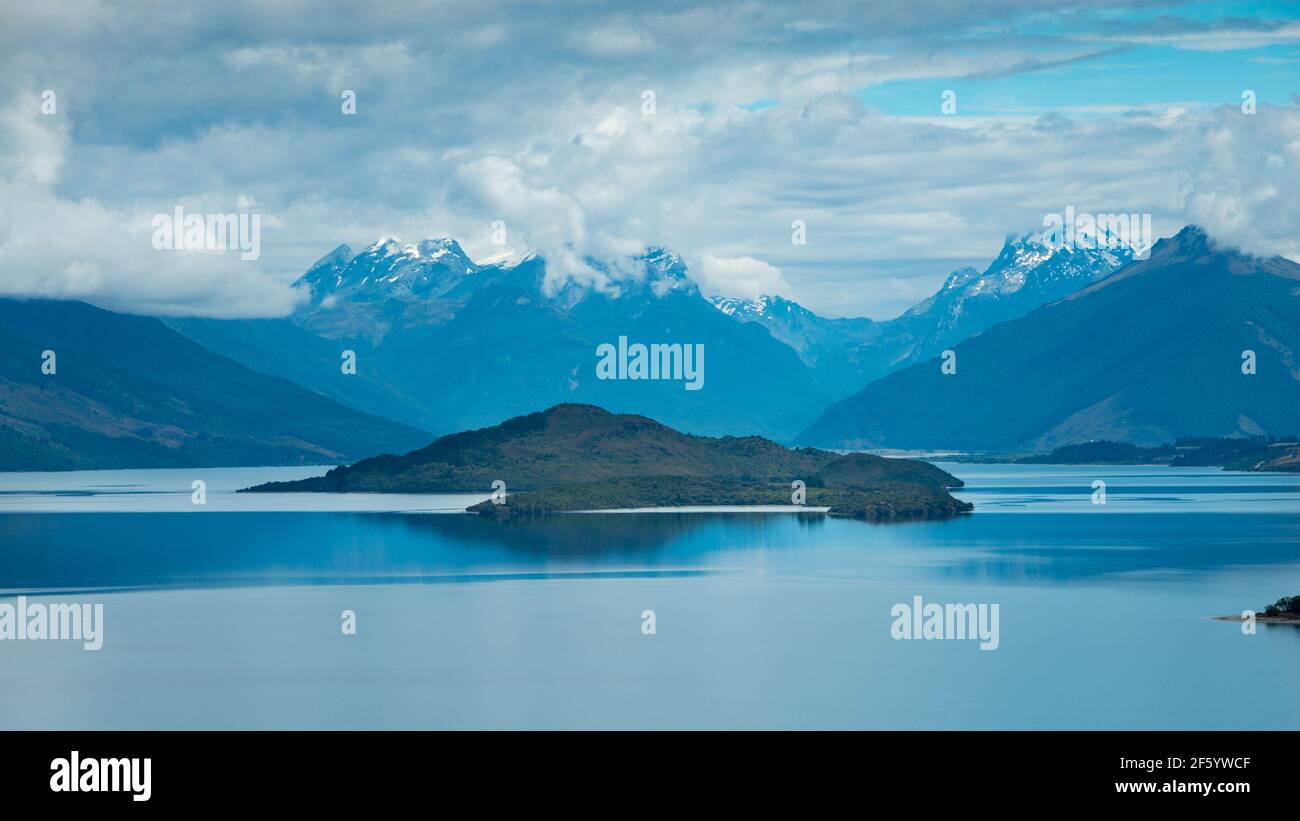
[705,231,1132,398]
[222,242,832,440]
[797,226,1300,450]
[0,298,432,471]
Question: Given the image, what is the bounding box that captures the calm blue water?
[0,463,1297,729]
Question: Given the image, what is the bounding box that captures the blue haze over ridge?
[4,224,1296,471]
[166,229,1134,442]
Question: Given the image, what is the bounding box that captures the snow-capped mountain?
[708,294,773,319]
[168,228,1140,443]
[706,294,878,378]
[799,226,1300,450]
[176,238,828,441]
[293,238,485,343]
[707,232,1134,398]
[641,247,691,285]
[302,237,479,304]
[902,233,1131,330]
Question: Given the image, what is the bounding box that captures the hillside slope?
[798,227,1300,451]
[0,299,432,470]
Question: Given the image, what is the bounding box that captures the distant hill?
[1166,436,1300,472]
[1013,441,1177,465]
[163,314,450,433]
[798,227,1300,451]
[962,434,1300,470]
[0,299,432,471]
[244,404,971,522]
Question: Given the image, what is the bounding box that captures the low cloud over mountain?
[3,2,1299,319]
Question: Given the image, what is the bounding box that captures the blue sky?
[2,0,1298,319]
[859,43,1300,116]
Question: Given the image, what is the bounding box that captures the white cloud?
[0,181,304,317]
[0,78,308,317]
[693,255,792,300]
[1091,21,1300,52]
[1,1,1297,320]
[568,25,657,58]
[0,94,67,185]
[1180,104,1300,261]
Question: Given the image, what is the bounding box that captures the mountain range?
[797,226,1300,450]
[171,230,1132,441]
[3,224,1294,471]
[708,234,1131,398]
[173,240,823,440]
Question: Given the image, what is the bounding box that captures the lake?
[0,463,1297,729]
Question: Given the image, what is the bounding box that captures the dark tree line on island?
[1262,596,1300,619]
[999,435,1300,472]
[245,404,973,523]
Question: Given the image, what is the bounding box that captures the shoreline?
[573,505,833,514]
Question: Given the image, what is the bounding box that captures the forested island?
[243,404,973,522]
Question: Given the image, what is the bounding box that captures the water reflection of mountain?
[0,511,831,593]
[1,509,1296,595]
[394,510,831,557]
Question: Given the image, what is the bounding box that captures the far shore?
[573,505,833,514]
[1212,614,1300,625]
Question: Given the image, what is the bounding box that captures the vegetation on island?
[1262,595,1300,620]
[244,404,973,522]
[1217,595,1300,625]
[977,435,1300,472]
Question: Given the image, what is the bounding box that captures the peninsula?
[1215,595,1300,625]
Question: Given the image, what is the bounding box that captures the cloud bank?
[1,0,1298,319]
